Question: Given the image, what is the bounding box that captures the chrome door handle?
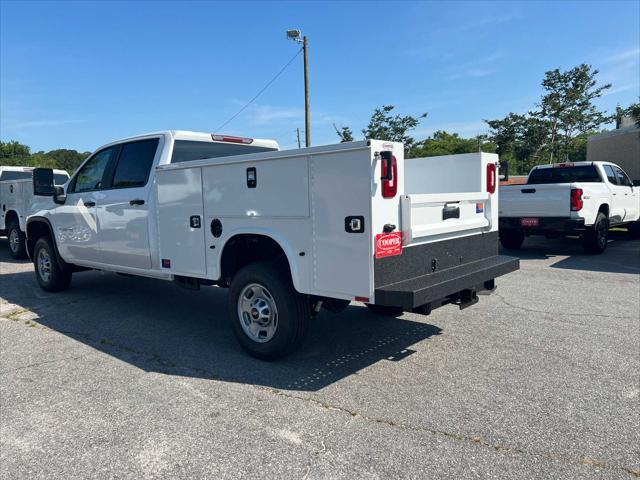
[129,199,145,206]
[84,201,96,207]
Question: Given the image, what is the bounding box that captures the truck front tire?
[629,221,640,240]
[499,229,524,250]
[582,213,609,254]
[228,262,309,360]
[7,221,27,259]
[33,237,72,292]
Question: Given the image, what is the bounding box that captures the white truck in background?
[499,161,640,253]
[0,166,69,258]
[26,131,518,359]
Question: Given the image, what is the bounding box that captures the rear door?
[602,165,626,222]
[612,165,638,221]
[97,137,160,269]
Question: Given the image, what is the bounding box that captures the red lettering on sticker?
[375,232,403,259]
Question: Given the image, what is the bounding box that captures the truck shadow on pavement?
[499,232,640,275]
[0,242,441,391]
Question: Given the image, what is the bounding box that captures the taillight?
[486,163,497,194]
[381,151,398,198]
[571,188,583,211]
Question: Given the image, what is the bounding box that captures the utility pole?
[287,29,311,147]
[296,128,301,149]
[303,36,310,147]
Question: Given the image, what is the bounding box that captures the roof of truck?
[102,130,279,151]
[0,166,69,175]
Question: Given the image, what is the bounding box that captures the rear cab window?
[170,140,278,163]
[527,165,602,184]
[108,138,159,188]
[602,165,618,184]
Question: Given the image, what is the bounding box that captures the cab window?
[71,146,120,193]
[108,138,159,188]
[603,165,618,185]
[613,166,632,187]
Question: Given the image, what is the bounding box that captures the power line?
[214,47,303,133]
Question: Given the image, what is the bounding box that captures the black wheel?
[629,221,640,240]
[7,221,27,259]
[365,304,404,317]
[499,229,525,250]
[582,212,609,254]
[33,237,72,292]
[228,262,309,360]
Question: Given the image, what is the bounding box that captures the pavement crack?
[493,293,638,321]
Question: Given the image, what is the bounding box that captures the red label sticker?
[375,232,403,259]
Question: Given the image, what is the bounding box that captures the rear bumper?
[375,255,519,309]
[499,217,586,234]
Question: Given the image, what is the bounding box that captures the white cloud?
[447,68,495,81]
[11,119,85,129]
[605,47,640,64]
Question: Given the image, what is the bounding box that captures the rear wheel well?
[598,204,609,218]
[220,234,291,286]
[5,210,19,227]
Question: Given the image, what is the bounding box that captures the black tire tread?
[7,221,27,259]
[33,236,72,292]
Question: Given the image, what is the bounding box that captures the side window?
[110,138,159,189]
[613,166,632,187]
[603,165,618,185]
[71,146,120,193]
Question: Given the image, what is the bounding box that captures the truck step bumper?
[374,255,519,310]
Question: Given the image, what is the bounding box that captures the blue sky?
[1,0,639,152]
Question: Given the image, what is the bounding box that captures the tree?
[409,131,496,158]
[0,140,89,171]
[333,105,427,152]
[362,105,427,151]
[333,124,354,143]
[536,64,612,162]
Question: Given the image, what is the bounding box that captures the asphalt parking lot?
[1,234,639,479]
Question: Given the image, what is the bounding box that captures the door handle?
[84,201,96,207]
[129,199,145,206]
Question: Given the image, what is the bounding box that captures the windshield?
[528,165,602,184]
[171,140,277,163]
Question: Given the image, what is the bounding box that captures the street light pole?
[287,29,311,147]
[302,36,311,147]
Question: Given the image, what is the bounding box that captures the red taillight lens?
[486,163,497,194]
[381,152,398,198]
[571,188,583,211]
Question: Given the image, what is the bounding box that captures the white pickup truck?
[0,166,69,258]
[499,161,640,253]
[27,131,518,359]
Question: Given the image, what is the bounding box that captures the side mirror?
[33,168,55,196]
[499,161,509,182]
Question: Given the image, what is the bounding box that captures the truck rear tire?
[499,229,524,250]
[228,262,309,360]
[7,221,27,259]
[365,304,404,317]
[33,237,72,292]
[582,213,608,254]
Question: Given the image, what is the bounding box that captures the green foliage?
[408,131,496,158]
[485,64,612,174]
[0,140,89,172]
[362,105,427,151]
[536,64,612,162]
[333,124,354,143]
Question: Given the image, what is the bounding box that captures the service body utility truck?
[499,161,640,253]
[0,166,69,258]
[27,131,518,359]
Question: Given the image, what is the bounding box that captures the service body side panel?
[157,167,207,277]
[310,147,373,300]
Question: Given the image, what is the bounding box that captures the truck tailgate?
[499,184,571,217]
